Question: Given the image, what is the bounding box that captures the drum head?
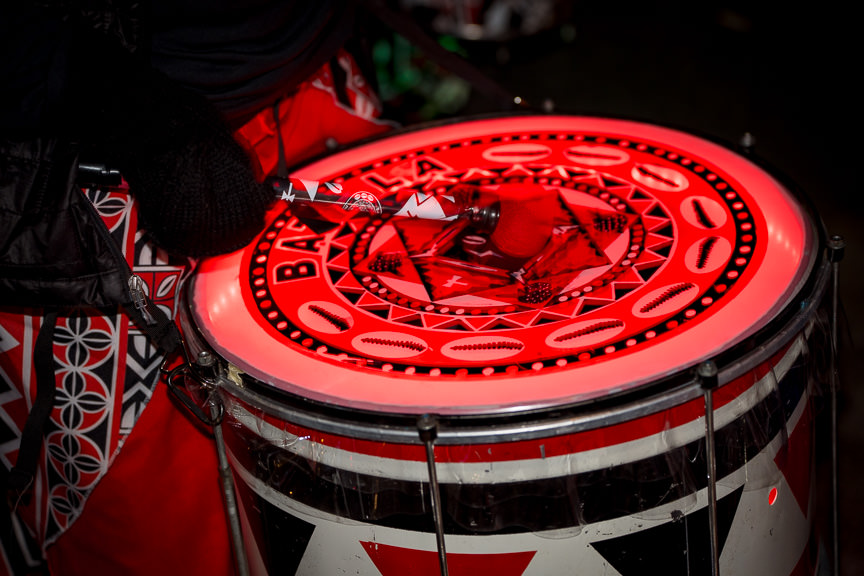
[190,116,816,413]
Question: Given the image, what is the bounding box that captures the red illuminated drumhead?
[191,116,816,413]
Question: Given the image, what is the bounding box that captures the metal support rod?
[418,414,449,576]
[212,403,250,576]
[198,352,250,576]
[698,360,721,576]
[828,235,845,576]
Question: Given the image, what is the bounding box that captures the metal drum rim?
[180,112,829,440]
[179,248,829,446]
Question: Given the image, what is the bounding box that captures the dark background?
[373,2,862,573]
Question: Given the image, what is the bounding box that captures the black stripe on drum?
[591,486,744,576]
[223,379,800,535]
[234,470,316,573]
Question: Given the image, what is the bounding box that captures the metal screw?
[697,360,719,389]
[739,132,756,154]
[197,350,215,367]
[828,234,846,263]
[417,414,438,443]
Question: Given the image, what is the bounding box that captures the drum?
[180,116,831,575]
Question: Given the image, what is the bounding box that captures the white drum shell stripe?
[223,333,806,485]
[228,398,811,576]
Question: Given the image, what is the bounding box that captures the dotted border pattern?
[246,133,756,377]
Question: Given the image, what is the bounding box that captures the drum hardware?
[162,348,249,576]
[828,234,845,576]
[129,274,159,326]
[417,414,449,576]
[697,360,721,576]
[198,349,252,576]
[164,356,223,427]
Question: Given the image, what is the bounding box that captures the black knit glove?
[67,22,275,257]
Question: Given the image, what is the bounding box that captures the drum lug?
[171,353,250,575]
[194,350,220,384]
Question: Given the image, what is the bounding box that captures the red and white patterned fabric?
[235,51,393,177]
[0,50,392,576]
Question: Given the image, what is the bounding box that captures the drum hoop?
[185,254,828,445]
[184,113,830,437]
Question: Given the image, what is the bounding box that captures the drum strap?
[2,145,182,507]
[328,54,353,111]
[3,293,180,512]
[0,463,42,574]
[273,99,289,179]
[6,312,57,507]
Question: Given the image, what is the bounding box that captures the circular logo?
[244,132,758,378]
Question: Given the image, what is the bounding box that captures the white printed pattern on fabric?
[0,185,188,552]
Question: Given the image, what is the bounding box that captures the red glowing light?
[191,116,814,413]
[768,487,778,505]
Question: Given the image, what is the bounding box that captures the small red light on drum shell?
[769,487,778,505]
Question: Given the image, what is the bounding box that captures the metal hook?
[164,362,223,426]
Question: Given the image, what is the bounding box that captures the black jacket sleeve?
[2,2,275,258]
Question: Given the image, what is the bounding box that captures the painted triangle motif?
[590,486,744,576]
[360,542,536,576]
[234,482,316,576]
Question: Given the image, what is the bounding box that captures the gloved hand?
[65,19,275,257]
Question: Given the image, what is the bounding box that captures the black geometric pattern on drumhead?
[234,474,316,575]
[590,485,743,576]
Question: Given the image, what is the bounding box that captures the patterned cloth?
[0,50,392,576]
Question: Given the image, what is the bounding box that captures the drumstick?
[269,177,556,264]
[269,176,498,228]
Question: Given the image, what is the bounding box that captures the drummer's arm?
[1,2,274,258]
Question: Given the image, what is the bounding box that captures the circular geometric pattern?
[248,134,753,374]
[191,116,813,413]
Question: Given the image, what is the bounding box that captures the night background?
[368,1,862,573]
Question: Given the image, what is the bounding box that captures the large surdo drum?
[180,116,830,575]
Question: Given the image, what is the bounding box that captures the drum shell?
[193,290,830,575]
[178,114,832,574]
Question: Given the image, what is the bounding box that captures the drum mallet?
[270,177,499,229]
[270,176,561,264]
